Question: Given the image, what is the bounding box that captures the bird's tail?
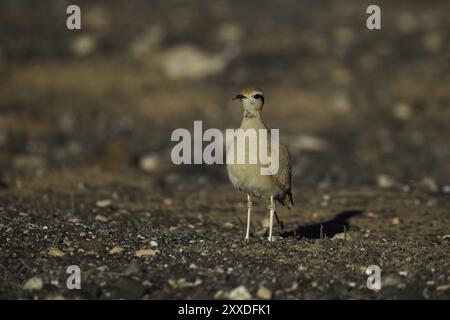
[278,191,294,209]
[275,192,293,232]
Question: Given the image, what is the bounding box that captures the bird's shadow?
[280,210,362,239]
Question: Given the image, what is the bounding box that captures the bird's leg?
[245,193,252,241]
[268,196,275,241]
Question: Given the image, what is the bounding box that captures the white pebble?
[150,240,158,247]
[23,276,44,291]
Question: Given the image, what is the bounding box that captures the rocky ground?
[0,0,449,299]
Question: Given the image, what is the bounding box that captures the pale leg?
[245,193,252,241]
[268,196,275,241]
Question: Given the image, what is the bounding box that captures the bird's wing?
[273,143,292,194]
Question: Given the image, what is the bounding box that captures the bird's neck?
[243,109,262,120]
[241,110,267,129]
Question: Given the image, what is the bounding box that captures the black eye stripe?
[253,94,263,99]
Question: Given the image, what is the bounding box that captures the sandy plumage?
[227,87,293,241]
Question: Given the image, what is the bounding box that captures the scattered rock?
[419,177,438,193]
[96,199,112,208]
[161,45,228,80]
[109,246,124,254]
[377,174,395,188]
[223,222,234,229]
[189,263,198,270]
[71,35,96,57]
[256,284,272,300]
[436,284,450,291]
[45,295,66,300]
[214,290,225,299]
[402,185,411,192]
[139,154,160,172]
[366,212,379,218]
[217,22,242,45]
[168,278,202,289]
[149,240,158,248]
[168,278,186,289]
[393,102,412,120]
[422,32,443,52]
[142,280,153,287]
[95,214,108,222]
[292,135,330,152]
[228,285,251,300]
[163,198,173,206]
[23,276,44,291]
[48,247,65,257]
[135,248,159,257]
[332,232,351,241]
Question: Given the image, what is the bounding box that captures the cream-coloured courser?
[227,87,293,242]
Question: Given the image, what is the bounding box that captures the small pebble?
[109,246,124,254]
[95,214,108,222]
[135,248,159,257]
[436,284,450,291]
[149,240,158,247]
[48,247,65,257]
[96,199,111,208]
[223,222,234,229]
[189,263,198,270]
[139,154,160,172]
[228,285,251,300]
[23,276,44,291]
[377,174,395,188]
[257,284,272,300]
[402,185,411,192]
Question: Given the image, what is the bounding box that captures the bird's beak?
[232,94,245,101]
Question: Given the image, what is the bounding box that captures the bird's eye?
[253,94,262,100]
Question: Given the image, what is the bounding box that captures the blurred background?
[1,0,449,192]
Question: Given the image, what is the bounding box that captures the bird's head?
[232,86,264,113]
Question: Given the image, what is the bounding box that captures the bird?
[227,86,293,241]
